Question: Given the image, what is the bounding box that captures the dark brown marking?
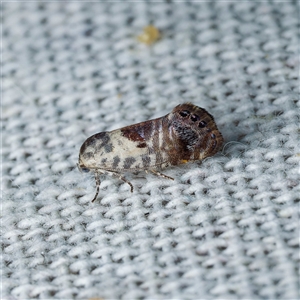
[104,143,113,153]
[121,122,153,142]
[123,157,136,169]
[80,132,110,155]
[112,156,121,169]
[137,142,147,148]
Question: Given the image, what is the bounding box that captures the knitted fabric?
[2,2,299,299]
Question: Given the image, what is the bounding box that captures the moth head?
[172,103,213,126]
[170,103,224,158]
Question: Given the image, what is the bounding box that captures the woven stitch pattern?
[2,2,299,299]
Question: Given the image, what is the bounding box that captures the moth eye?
[198,121,207,128]
[190,114,200,122]
[81,167,90,173]
[179,110,190,117]
[211,133,216,139]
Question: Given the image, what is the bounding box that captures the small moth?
[78,103,223,202]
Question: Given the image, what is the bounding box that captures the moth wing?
[90,129,162,171]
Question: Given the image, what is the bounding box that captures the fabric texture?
[2,2,299,299]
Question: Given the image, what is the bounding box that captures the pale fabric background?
[2,2,299,299]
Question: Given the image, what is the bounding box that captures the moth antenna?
[92,172,101,203]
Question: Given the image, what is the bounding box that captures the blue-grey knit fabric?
[2,2,299,299]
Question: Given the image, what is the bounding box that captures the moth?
[78,103,223,202]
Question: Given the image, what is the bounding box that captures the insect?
[78,103,223,202]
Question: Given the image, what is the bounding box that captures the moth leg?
[150,169,174,181]
[118,174,134,193]
[91,172,101,203]
[106,170,134,193]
